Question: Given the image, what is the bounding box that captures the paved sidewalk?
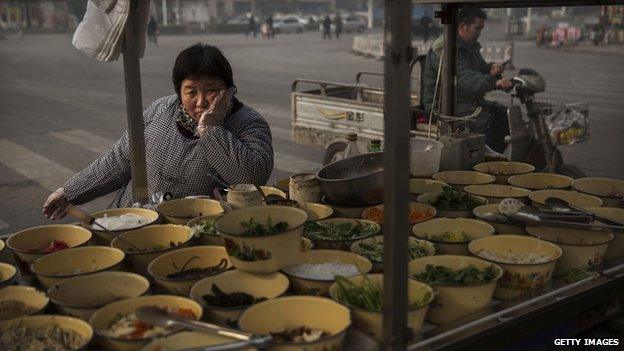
[552,43,624,57]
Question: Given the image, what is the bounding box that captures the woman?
[43,43,274,219]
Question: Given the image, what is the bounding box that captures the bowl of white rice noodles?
[87,208,159,245]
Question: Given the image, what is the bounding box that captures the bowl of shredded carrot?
[361,202,436,225]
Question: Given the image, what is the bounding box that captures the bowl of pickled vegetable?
[329,273,433,342]
[87,208,160,245]
[417,186,488,218]
[7,224,92,273]
[507,172,573,190]
[351,236,435,273]
[156,198,224,225]
[282,249,372,296]
[187,215,223,246]
[111,224,193,277]
[433,171,495,190]
[239,296,351,350]
[303,218,380,251]
[526,226,613,276]
[408,255,502,324]
[0,286,49,322]
[469,235,562,300]
[528,189,603,209]
[473,161,535,184]
[463,184,531,205]
[148,246,232,296]
[190,269,289,327]
[572,177,624,208]
[216,206,308,274]
[0,315,93,350]
[472,204,526,235]
[360,202,436,225]
[90,295,202,351]
[412,218,495,256]
[0,263,17,288]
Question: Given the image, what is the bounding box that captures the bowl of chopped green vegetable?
[469,235,562,300]
[417,186,488,218]
[187,215,223,246]
[528,189,603,209]
[585,207,624,260]
[473,204,526,235]
[190,269,290,327]
[507,172,573,190]
[216,206,308,274]
[303,218,380,251]
[148,246,232,296]
[329,273,434,341]
[408,255,502,324]
[473,161,535,184]
[572,177,624,208]
[157,198,224,225]
[433,171,495,190]
[526,226,613,276]
[463,184,531,205]
[412,218,495,256]
[351,235,436,273]
[111,224,193,277]
[282,249,372,296]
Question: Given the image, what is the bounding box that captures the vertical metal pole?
[382,0,411,349]
[367,0,374,29]
[441,4,457,116]
[162,0,167,26]
[122,0,149,204]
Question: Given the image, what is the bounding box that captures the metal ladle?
[545,197,624,226]
[507,211,624,231]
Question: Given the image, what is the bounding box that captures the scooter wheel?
[323,141,347,165]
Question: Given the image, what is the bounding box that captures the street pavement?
[0,29,623,236]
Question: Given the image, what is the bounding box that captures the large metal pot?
[316,152,384,206]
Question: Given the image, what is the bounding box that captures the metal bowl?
[316,152,384,206]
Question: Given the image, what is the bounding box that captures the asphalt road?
[1,29,623,236]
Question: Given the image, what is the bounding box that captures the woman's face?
[180,76,228,122]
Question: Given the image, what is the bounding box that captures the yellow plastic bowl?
[463,184,531,204]
[141,331,242,351]
[239,296,350,351]
[473,161,535,184]
[87,208,160,245]
[304,218,380,251]
[187,215,224,246]
[0,286,49,320]
[190,269,290,326]
[157,198,224,225]
[329,274,434,342]
[0,315,93,349]
[526,226,614,276]
[283,249,372,296]
[409,178,448,196]
[217,206,308,274]
[508,172,573,190]
[433,171,496,189]
[0,262,17,288]
[31,246,125,289]
[408,255,502,324]
[572,177,624,208]
[351,236,436,273]
[586,207,624,260]
[473,204,526,235]
[148,246,232,296]
[529,190,603,209]
[90,295,203,351]
[412,218,495,255]
[273,178,291,195]
[300,203,334,221]
[361,202,436,225]
[417,191,488,218]
[111,224,193,277]
[48,271,150,321]
[469,235,562,299]
[6,224,92,273]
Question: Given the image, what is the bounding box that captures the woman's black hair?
[172,43,234,97]
[458,9,487,26]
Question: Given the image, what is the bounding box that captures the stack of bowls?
[412,218,495,255]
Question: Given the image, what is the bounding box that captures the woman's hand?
[196,87,236,137]
[43,187,69,220]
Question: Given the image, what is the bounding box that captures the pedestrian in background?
[147,16,159,45]
[266,15,274,39]
[322,14,332,39]
[420,11,432,43]
[246,14,257,38]
[335,13,343,39]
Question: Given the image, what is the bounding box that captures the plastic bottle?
[369,139,382,152]
[343,133,360,158]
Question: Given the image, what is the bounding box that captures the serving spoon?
[545,197,624,226]
[507,211,624,231]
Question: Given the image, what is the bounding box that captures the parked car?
[274,17,305,34]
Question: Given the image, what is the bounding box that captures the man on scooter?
[422,8,513,153]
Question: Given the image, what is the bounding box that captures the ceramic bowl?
[507,172,573,190]
[260,186,288,201]
[87,208,159,245]
[409,178,448,201]
[0,286,49,321]
[141,331,242,351]
[469,235,562,299]
[187,215,224,246]
[528,190,603,209]
[6,224,92,273]
[417,191,488,218]
[31,246,125,289]
[190,269,289,326]
[463,184,531,204]
[239,296,351,351]
[433,171,495,190]
[473,161,535,184]
[283,249,372,296]
[408,255,502,324]
[299,203,334,221]
[110,224,193,277]
[472,204,526,235]
[526,226,614,275]
[148,246,232,296]
[0,262,17,288]
[303,218,380,251]
[412,218,495,255]
[351,235,436,273]
[329,274,434,341]
[360,202,436,225]
[572,177,624,208]
[273,178,291,195]
[0,315,93,349]
[216,206,308,274]
[156,198,224,225]
[585,207,624,260]
[48,271,150,321]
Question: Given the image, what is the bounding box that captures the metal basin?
[316,152,384,206]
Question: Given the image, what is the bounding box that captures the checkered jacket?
[63,94,274,207]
